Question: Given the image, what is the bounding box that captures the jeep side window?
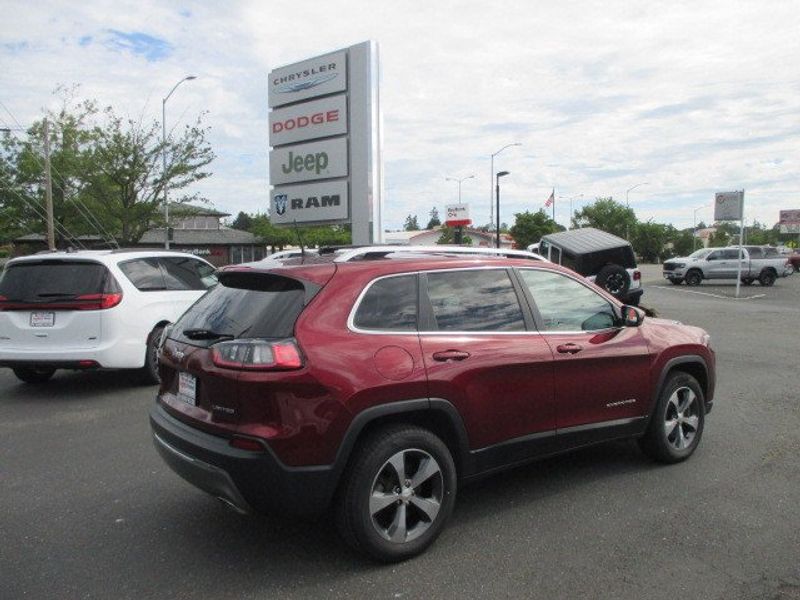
[519,269,618,332]
[425,269,525,332]
[354,275,418,331]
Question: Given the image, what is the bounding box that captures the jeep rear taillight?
[211,339,303,371]
[633,270,641,281]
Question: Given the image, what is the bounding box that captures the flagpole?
[552,188,555,221]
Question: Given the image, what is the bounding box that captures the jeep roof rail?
[333,245,547,263]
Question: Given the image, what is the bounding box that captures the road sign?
[714,191,744,221]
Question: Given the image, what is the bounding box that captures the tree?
[426,207,441,229]
[573,197,637,239]
[632,220,670,263]
[436,226,472,245]
[404,214,420,231]
[509,210,564,248]
[249,214,294,251]
[231,211,252,231]
[1,87,215,246]
[708,229,730,247]
[668,229,695,257]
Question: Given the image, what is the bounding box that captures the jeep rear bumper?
[149,402,337,517]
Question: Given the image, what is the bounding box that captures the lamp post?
[162,75,197,249]
[490,143,521,226]
[693,204,710,251]
[495,171,510,248]
[559,193,583,229]
[625,182,648,240]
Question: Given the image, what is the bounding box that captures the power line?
[0,101,120,248]
[0,177,88,249]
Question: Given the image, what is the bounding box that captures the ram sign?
[267,42,382,243]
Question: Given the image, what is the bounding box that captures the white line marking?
[653,286,765,300]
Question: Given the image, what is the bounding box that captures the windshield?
[688,249,712,259]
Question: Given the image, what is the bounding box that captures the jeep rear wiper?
[182,328,234,341]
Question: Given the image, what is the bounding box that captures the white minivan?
[0,250,216,384]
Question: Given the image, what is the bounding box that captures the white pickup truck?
[662,246,792,287]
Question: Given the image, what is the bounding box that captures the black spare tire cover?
[595,264,630,298]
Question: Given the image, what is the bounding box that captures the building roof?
[168,202,230,218]
[139,227,259,245]
[541,227,630,253]
[14,233,107,242]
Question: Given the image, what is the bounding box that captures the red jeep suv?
[150,246,715,561]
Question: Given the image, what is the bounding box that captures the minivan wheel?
[684,270,702,286]
[140,325,164,384]
[596,264,630,298]
[335,425,457,562]
[639,372,705,464]
[12,367,56,384]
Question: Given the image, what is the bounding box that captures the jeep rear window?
[0,261,110,302]
[354,275,417,331]
[171,273,314,346]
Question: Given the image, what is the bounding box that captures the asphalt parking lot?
[2,266,799,600]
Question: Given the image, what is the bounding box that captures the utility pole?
[42,118,56,251]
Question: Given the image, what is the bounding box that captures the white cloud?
[2,0,799,233]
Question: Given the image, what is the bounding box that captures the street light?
[162,75,197,249]
[693,204,710,251]
[559,193,583,229]
[625,182,649,240]
[495,171,510,248]
[490,143,521,226]
[445,174,475,204]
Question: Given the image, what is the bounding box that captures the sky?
[1,0,799,233]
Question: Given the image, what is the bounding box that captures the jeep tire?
[335,424,457,562]
[639,372,705,464]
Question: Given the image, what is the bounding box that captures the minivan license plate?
[30,312,55,327]
[177,372,197,406]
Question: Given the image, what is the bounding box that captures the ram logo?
[274,194,288,216]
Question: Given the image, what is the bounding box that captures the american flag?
[544,190,554,207]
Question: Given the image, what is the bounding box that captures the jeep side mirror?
[622,305,643,327]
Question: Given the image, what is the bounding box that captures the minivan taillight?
[211,339,303,371]
[75,293,123,310]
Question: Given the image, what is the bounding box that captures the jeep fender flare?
[648,355,711,424]
[330,398,471,481]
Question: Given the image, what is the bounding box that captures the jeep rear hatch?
[158,267,332,436]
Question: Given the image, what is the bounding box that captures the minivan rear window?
[171,273,315,346]
[0,261,110,302]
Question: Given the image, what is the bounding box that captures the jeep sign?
[269,95,348,146]
[271,180,349,224]
[269,138,348,185]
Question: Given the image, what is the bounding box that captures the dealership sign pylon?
[268,41,382,245]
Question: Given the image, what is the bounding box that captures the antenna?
[292,220,306,257]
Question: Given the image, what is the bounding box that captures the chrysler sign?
[268,51,347,108]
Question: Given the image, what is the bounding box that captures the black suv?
[531,228,643,305]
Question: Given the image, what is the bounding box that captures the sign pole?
[735,190,745,298]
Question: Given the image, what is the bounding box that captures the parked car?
[0,250,217,383]
[239,248,319,267]
[528,228,643,305]
[150,245,714,562]
[662,246,791,286]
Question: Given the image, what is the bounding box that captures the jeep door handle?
[432,350,470,362]
[556,343,583,355]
